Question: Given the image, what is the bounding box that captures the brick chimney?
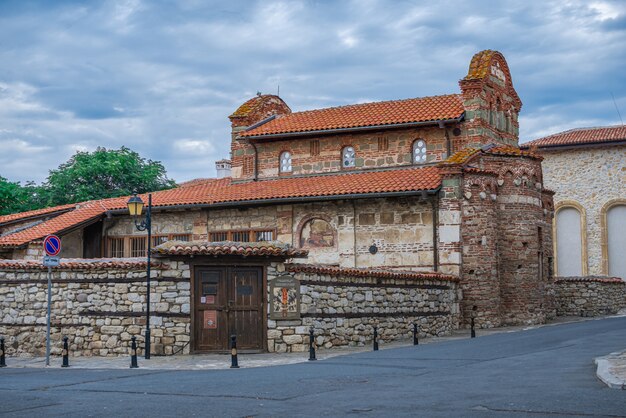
[215,159,232,179]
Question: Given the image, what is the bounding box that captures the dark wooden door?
[194,266,263,352]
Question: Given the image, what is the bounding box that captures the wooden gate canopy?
[151,240,309,258]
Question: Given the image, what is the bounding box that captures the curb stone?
[595,351,626,390]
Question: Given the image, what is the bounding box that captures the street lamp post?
[127,193,152,359]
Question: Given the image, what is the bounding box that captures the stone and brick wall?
[267,263,460,353]
[0,259,191,357]
[104,196,448,272]
[539,144,626,276]
[456,152,556,328]
[554,276,626,317]
[0,258,461,357]
[248,126,450,180]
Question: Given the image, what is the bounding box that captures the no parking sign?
[43,235,61,256]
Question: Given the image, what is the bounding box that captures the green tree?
[0,177,43,215]
[43,147,176,206]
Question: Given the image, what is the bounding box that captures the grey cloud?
[0,0,624,183]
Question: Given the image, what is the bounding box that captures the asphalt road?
[1,317,625,417]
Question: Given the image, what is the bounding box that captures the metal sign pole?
[45,265,52,366]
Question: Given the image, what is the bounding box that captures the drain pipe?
[439,120,452,159]
[250,140,259,181]
[352,200,358,268]
[431,196,439,272]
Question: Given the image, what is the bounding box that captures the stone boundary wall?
[554,276,626,317]
[0,259,190,357]
[266,264,461,353]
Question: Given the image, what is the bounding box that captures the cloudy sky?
[1,0,625,184]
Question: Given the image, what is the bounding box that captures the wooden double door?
[194,266,264,352]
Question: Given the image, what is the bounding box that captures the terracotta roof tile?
[0,167,441,248]
[230,95,278,118]
[239,94,464,138]
[464,167,499,176]
[555,276,624,284]
[442,145,541,167]
[0,204,76,226]
[442,147,481,165]
[153,240,308,258]
[0,258,159,270]
[522,125,626,149]
[464,50,497,80]
[207,166,441,204]
[286,264,458,282]
[485,145,542,160]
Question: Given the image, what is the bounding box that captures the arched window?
[555,204,586,276]
[412,139,427,164]
[279,151,292,173]
[606,204,626,279]
[342,146,355,168]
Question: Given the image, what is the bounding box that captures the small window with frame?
[342,146,356,168]
[279,151,292,173]
[412,139,427,164]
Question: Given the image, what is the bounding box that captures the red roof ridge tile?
[555,276,624,284]
[286,263,458,282]
[0,258,162,271]
[522,125,626,149]
[153,240,309,258]
[275,93,463,117]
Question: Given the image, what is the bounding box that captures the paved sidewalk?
[595,350,626,389]
[2,315,624,373]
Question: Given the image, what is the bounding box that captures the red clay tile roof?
[442,147,481,165]
[229,95,290,118]
[286,264,458,282]
[464,50,498,80]
[522,125,626,149]
[0,258,159,270]
[485,145,542,160]
[0,167,441,248]
[442,145,541,166]
[207,166,441,204]
[153,240,308,258]
[239,94,464,138]
[555,276,624,284]
[0,204,76,226]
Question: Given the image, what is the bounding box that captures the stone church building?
[0,51,562,355]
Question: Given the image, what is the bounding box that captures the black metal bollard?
[373,327,379,351]
[230,335,239,369]
[413,323,419,346]
[308,327,317,361]
[61,336,69,368]
[0,337,6,367]
[130,336,139,369]
[470,305,477,338]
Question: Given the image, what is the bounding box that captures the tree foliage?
[0,177,45,216]
[0,147,176,214]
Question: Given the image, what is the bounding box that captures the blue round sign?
[43,235,61,256]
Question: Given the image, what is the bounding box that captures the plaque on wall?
[204,310,217,329]
[269,274,301,320]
